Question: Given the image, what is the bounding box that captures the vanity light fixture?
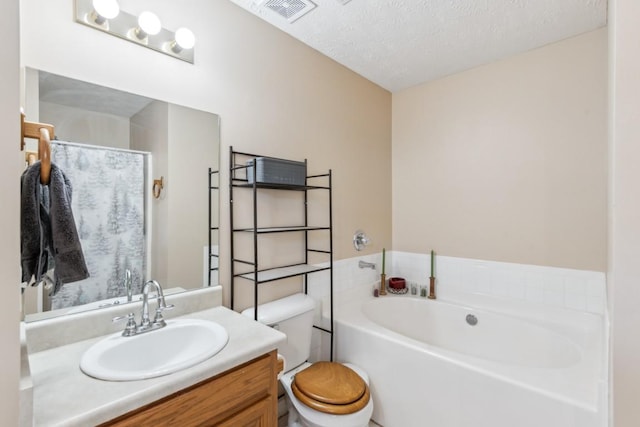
[169,28,196,53]
[89,0,120,27]
[131,11,162,42]
[75,0,195,63]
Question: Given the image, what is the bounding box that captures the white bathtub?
[335,295,607,427]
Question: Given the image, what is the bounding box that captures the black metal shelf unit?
[229,147,334,360]
[208,168,220,286]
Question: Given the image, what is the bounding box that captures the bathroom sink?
[80,318,229,381]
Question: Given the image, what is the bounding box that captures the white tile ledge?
[28,305,286,427]
[390,251,607,315]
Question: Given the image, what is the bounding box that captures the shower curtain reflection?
[49,141,149,310]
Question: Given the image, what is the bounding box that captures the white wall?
[0,0,22,424]
[609,0,640,425]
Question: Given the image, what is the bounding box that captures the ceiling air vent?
[262,0,317,23]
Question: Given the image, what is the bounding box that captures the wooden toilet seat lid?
[291,362,370,415]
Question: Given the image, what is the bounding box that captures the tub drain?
[466,314,478,326]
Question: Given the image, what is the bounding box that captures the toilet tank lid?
[241,293,316,325]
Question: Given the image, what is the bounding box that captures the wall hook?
[153,177,164,199]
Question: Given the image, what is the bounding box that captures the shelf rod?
[329,168,334,361]
[313,325,332,334]
[240,267,331,284]
[229,147,235,310]
[208,167,212,287]
[232,226,330,233]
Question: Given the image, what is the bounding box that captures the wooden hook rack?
[21,112,56,185]
[21,112,55,150]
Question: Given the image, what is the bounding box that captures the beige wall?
[40,101,131,149]
[131,101,169,284]
[0,0,21,424]
[167,104,219,289]
[392,29,608,272]
[19,0,392,305]
[609,0,640,425]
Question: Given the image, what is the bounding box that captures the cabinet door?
[217,397,273,427]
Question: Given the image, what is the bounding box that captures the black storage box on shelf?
[246,157,306,187]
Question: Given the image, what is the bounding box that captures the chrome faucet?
[113,279,174,337]
[103,269,133,308]
[140,280,173,329]
[358,260,376,269]
[123,269,132,302]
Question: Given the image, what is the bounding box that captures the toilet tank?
[242,293,316,372]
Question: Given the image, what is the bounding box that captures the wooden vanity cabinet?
[102,351,279,427]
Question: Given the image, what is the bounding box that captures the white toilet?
[243,293,373,427]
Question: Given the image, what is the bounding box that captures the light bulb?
[138,11,161,37]
[174,27,195,50]
[92,0,119,23]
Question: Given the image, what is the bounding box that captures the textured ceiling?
[228,0,607,92]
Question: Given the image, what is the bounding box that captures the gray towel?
[21,161,89,295]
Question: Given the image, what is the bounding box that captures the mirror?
[23,68,220,321]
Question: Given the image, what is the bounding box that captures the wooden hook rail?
[21,112,55,185]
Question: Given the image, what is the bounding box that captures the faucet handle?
[113,312,137,337]
[152,304,175,326]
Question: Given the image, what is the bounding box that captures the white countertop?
[28,306,286,426]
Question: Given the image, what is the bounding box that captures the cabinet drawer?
[104,351,277,427]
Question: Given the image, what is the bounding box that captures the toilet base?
[280,362,373,427]
[285,397,304,427]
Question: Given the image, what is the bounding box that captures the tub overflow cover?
[466,314,478,326]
